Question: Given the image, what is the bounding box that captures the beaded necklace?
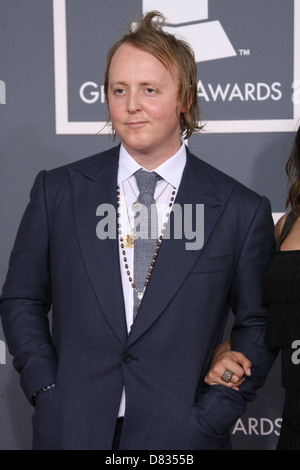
[117,182,176,318]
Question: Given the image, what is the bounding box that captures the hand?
[204,342,251,390]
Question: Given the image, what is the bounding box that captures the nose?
[127,91,142,113]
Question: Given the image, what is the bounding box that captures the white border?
[52,0,300,134]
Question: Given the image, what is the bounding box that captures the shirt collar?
[118,142,187,189]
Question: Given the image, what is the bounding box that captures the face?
[107,43,183,168]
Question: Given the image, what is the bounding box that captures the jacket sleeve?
[0,171,57,404]
[195,195,278,436]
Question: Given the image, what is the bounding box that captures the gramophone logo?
[143,0,236,62]
[52,0,300,134]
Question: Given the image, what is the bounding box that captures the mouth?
[126,121,147,128]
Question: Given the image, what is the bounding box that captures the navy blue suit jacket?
[0,145,276,449]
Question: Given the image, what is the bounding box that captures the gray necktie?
[133,169,160,320]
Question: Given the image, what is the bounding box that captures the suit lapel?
[69,146,128,346]
[126,150,232,348]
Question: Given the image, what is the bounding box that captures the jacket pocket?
[190,255,231,273]
[191,407,231,449]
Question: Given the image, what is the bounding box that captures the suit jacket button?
[123,353,132,363]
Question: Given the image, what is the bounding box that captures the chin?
[124,139,153,154]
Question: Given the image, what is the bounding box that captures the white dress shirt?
[117,142,187,417]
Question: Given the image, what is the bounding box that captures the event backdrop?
[1,0,300,450]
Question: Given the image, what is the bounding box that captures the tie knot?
[134,169,160,199]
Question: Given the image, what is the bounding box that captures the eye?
[144,87,157,95]
[113,87,127,96]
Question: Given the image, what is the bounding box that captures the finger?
[231,375,245,386]
[205,374,244,389]
[204,366,242,386]
[228,373,243,385]
[232,376,246,390]
[218,352,251,377]
[204,363,240,385]
[230,351,252,376]
[218,360,246,379]
[219,373,244,388]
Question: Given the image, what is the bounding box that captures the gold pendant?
[124,233,135,248]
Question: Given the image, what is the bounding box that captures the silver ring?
[221,369,234,383]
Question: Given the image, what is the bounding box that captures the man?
[0,12,276,450]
